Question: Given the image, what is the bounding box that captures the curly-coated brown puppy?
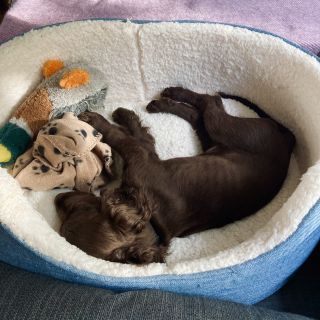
[55,87,295,264]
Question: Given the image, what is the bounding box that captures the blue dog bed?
[0,20,319,304]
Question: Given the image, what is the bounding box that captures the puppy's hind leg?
[147,98,199,128]
[160,87,221,113]
[146,98,214,151]
[201,95,281,154]
[160,87,204,106]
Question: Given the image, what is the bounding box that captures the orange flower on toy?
[59,69,90,89]
[42,60,64,78]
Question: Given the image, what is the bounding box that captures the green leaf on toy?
[0,123,32,167]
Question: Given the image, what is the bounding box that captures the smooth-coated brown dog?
[55,87,295,264]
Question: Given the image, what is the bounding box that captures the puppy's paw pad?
[79,111,107,127]
[78,112,94,124]
[112,108,138,124]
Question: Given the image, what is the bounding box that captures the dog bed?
[0,20,319,304]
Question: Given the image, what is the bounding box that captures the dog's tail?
[218,92,296,151]
[219,92,271,118]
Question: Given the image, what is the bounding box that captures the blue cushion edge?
[0,198,319,304]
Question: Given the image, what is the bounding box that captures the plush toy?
[0,60,107,167]
[12,112,112,193]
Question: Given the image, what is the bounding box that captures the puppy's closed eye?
[108,244,166,265]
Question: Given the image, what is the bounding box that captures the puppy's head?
[55,190,166,264]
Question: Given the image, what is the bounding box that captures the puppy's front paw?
[78,111,92,123]
[112,108,139,125]
[78,111,110,132]
[79,111,101,125]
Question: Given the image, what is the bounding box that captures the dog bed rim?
[1,197,319,303]
[0,20,319,280]
[1,18,319,62]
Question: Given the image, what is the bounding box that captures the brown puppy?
[55,87,295,264]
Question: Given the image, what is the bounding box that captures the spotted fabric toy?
[0,60,107,167]
[12,112,112,192]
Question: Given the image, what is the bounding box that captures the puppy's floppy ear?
[55,191,100,222]
[108,244,167,264]
[127,187,154,223]
[101,187,153,233]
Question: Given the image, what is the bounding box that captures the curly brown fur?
[55,191,166,264]
[55,87,295,264]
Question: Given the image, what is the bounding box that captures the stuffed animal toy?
[12,112,112,193]
[0,60,107,167]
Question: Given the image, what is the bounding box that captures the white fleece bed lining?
[0,21,320,277]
